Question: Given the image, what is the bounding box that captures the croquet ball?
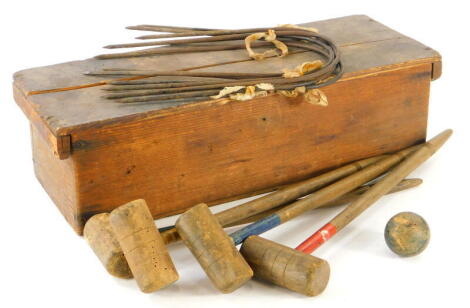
[384,212,430,257]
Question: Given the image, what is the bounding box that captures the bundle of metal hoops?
[86,25,343,104]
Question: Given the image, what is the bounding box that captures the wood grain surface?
[240,235,330,296]
[109,199,179,292]
[176,203,253,293]
[13,15,440,135]
[13,15,439,233]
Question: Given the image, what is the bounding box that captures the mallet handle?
[229,145,421,245]
[230,178,422,226]
[157,178,421,242]
[160,155,386,244]
[215,156,385,226]
[296,129,452,253]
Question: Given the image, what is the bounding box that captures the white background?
[0,1,468,307]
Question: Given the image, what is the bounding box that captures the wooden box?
[12,15,441,234]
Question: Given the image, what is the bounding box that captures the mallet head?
[109,199,179,293]
[84,213,133,279]
[176,203,253,293]
[240,235,330,296]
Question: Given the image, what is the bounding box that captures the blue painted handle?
[158,225,174,232]
[229,214,282,245]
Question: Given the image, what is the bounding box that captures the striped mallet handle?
[175,136,440,293]
[229,144,422,245]
[296,129,452,254]
[161,154,386,244]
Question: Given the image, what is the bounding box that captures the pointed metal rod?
[126,25,220,33]
[107,72,341,104]
[104,80,230,91]
[96,40,279,59]
[134,26,309,40]
[96,43,250,59]
[88,28,341,105]
[105,33,256,49]
[86,70,280,79]
[115,89,221,103]
[98,30,324,59]
[104,30,318,49]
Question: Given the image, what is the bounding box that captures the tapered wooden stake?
[296,129,452,253]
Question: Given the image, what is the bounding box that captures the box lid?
[13,15,441,159]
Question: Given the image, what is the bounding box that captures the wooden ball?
[384,212,430,257]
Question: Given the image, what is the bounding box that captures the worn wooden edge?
[66,60,438,133]
[34,170,83,235]
[13,57,438,161]
[12,13,443,143]
[30,124,82,234]
[14,84,72,159]
[20,59,440,137]
[431,57,442,80]
[77,180,288,229]
[77,152,384,229]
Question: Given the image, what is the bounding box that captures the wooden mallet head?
[175,203,253,293]
[83,178,422,280]
[240,235,330,296]
[84,213,133,279]
[109,199,179,293]
[175,145,421,293]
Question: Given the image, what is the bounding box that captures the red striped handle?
[295,223,337,254]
